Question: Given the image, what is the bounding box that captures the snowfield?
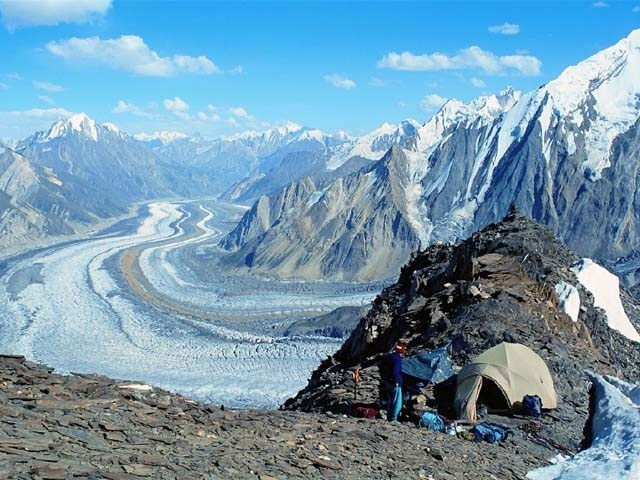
[0,200,377,408]
[571,258,640,342]
[527,374,640,480]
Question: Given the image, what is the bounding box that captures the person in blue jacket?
[386,343,406,421]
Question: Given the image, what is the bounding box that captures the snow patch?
[527,374,640,480]
[118,383,152,391]
[306,187,329,208]
[555,281,580,322]
[47,176,62,187]
[571,258,640,342]
[133,131,188,144]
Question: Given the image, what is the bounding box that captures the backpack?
[471,422,512,443]
[419,412,445,432]
[522,395,542,417]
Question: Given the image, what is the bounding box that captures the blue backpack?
[419,412,445,432]
[522,395,542,417]
[471,422,512,443]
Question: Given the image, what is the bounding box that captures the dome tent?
[454,342,557,422]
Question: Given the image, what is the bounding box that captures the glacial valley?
[0,199,380,408]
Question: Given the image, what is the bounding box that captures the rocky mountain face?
[221,30,640,284]
[284,211,640,459]
[223,120,422,204]
[142,124,346,198]
[14,114,173,221]
[219,147,423,281]
[0,147,75,248]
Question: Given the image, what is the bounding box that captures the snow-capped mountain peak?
[40,113,100,142]
[225,122,302,142]
[133,131,189,145]
[528,28,640,179]
[546,28,640,120]
[102,122,121,134]
[326,119,420,171]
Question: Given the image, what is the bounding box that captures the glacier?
[0,199,378,408]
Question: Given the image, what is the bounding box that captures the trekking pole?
[352,368,361,401]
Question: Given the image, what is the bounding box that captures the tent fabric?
[454,343,557,422]
[456,375,483,423]
[401,344,455,384]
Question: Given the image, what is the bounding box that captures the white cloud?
[112,100,154,118]
[378,46,541,76]
[197,112,207,121]
[369,77,386,87]
[207,104,218,111]
[0,107,73,138]
[46,35,221,77]
[229,65,244,75]
[593,1,609,6]
[6,72,21,80]
[32,80,64,92]
[0,82,8,90]
[488,23,520,35]
[0,0,111,31]
[633,5,640,12]
[324,74,357,89]
[12,107,73,118]
[420,93,448,113]
[229,106,249,118]
[470,77,487,88]
[163,97,189,113]
[38,95,55,105]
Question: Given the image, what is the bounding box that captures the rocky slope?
[0,353,587,480]
[0,147,76,248]
[221,30,640,284]
[219,147,423,281]
[285,210,640,460]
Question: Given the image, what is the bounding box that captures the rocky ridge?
[285,210,640,463]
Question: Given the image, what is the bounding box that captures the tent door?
[460,376,483,423]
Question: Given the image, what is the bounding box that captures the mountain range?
[2,29,640,293]
[219,29,640,285]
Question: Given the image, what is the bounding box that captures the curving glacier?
[0,199,378,408]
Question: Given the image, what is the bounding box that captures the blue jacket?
[389,352,403,386]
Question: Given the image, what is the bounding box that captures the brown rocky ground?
[0,354,561,480]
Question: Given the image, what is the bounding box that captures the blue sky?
[0,0,639,139]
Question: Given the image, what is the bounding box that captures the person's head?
[395,343,407,355]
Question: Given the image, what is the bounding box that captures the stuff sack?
[353,406,378,419]
[522,394,542,417]
[471,422,512,443]
[419,412,445,431]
